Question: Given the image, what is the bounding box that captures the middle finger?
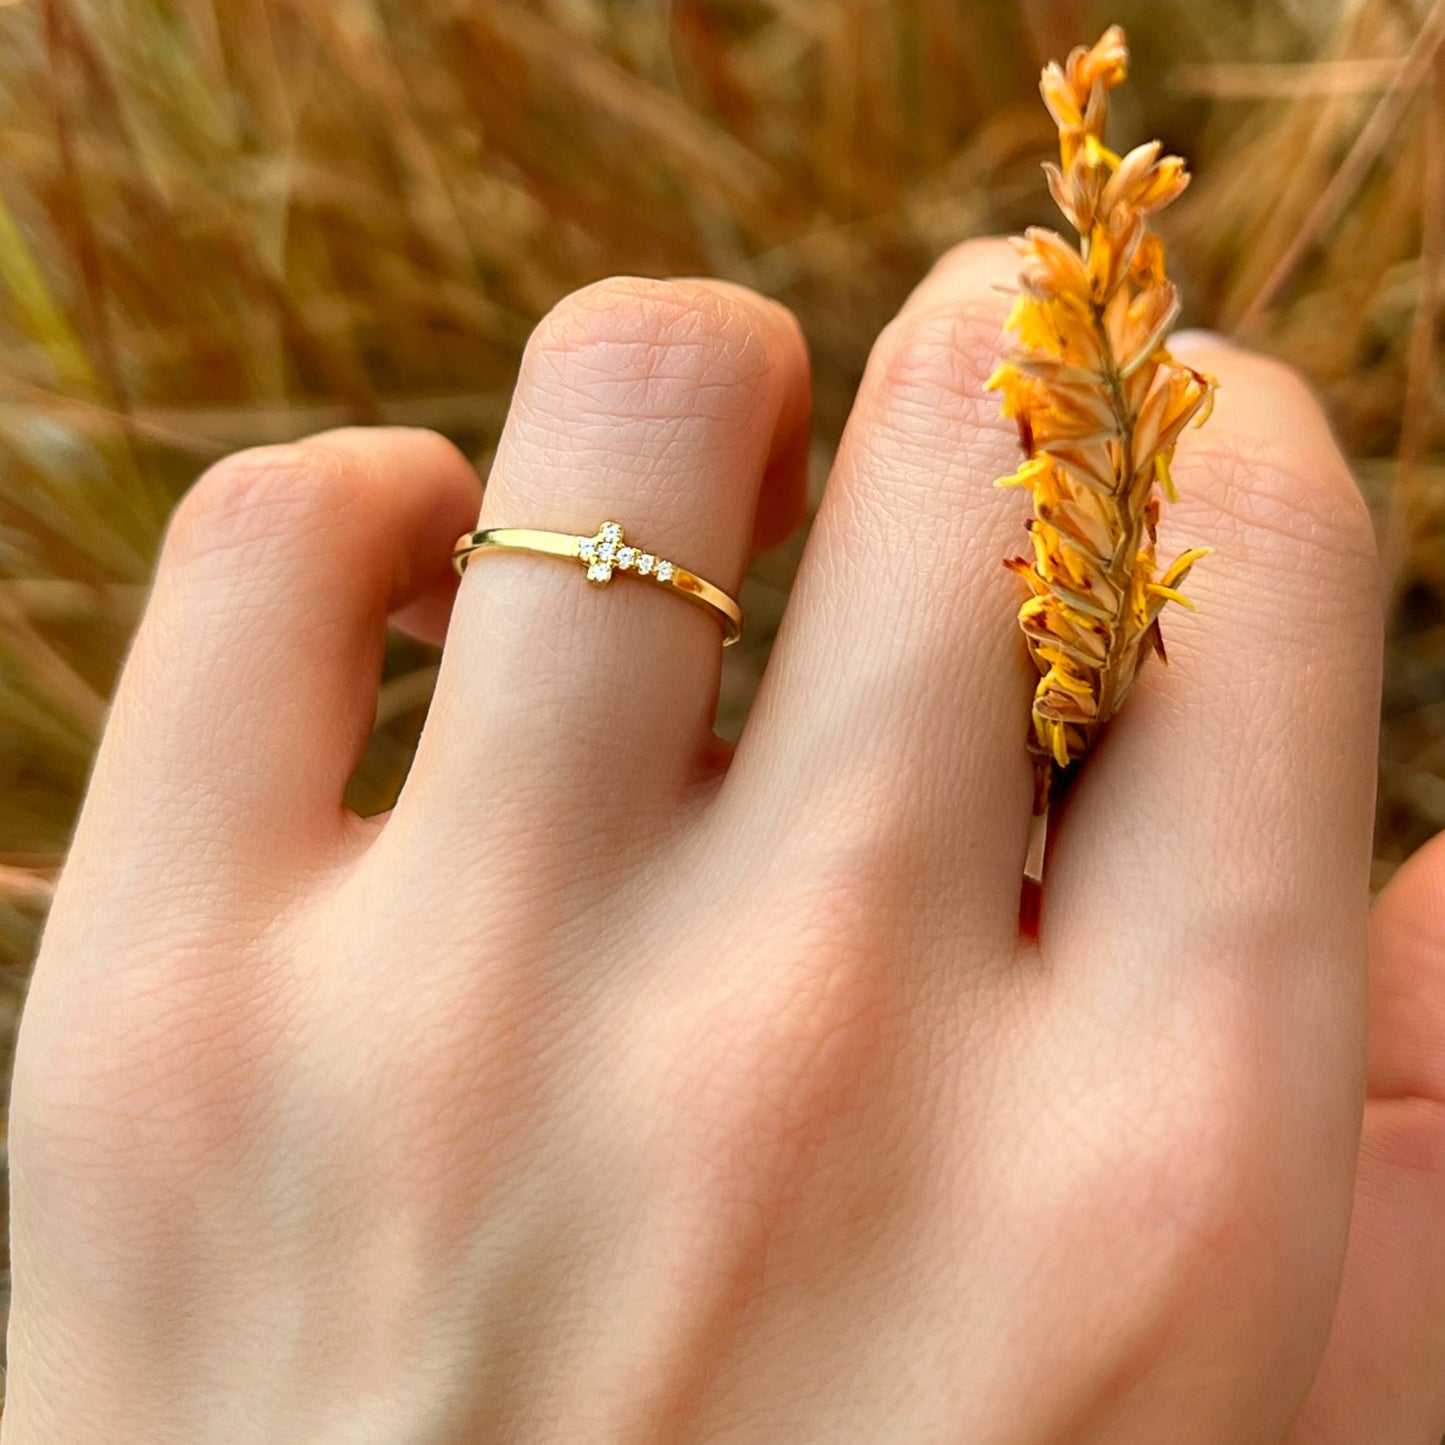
[726,239,1035,947]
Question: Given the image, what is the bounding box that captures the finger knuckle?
[1230,349,1316,414]
[164,440,357,570]
[864,301,1010,438]
[523,275,777,428]
[1181,350,1376,566]
[1190,430,1378,585]
[927,236,1020,288]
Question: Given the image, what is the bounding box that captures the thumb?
[1289,830,1445,1443]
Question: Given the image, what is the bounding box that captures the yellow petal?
[1047,664,1095,697]
[984,362,1012,392]
[1146,582,1197,610]
[996,455,1052,490]
[1154,452,1178,503]
[1159,545,1213,590]
[1050,718,1071,768]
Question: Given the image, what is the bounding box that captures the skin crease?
[3,238,1443,1443]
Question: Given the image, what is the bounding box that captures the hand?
[5,241,1440,1444]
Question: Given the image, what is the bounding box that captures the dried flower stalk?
[988,26,1216,831]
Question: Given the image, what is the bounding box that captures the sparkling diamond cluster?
[577,522,676,585]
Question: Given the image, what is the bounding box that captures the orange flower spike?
[993,25,1216,858]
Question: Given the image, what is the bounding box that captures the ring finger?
[392,276,810,846]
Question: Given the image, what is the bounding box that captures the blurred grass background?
[0,0,1441,1328]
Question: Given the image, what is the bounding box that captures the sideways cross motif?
[577,522,674,586]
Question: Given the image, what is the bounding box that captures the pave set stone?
[578,522,676,585]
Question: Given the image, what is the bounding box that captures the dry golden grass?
[0,3,1440,1281]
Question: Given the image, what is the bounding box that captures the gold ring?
[451,521,743,646]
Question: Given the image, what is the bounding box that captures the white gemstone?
[616,546,637,569]
[600,522,622,544]
[636,553,655,576]
[598,541,616,563]
[586,561,612,582]
[654,560,675,582]
[578,537,598,561]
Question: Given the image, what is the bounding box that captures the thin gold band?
[451,522,743,646]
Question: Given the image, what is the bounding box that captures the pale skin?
[4,239,1444,1443]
